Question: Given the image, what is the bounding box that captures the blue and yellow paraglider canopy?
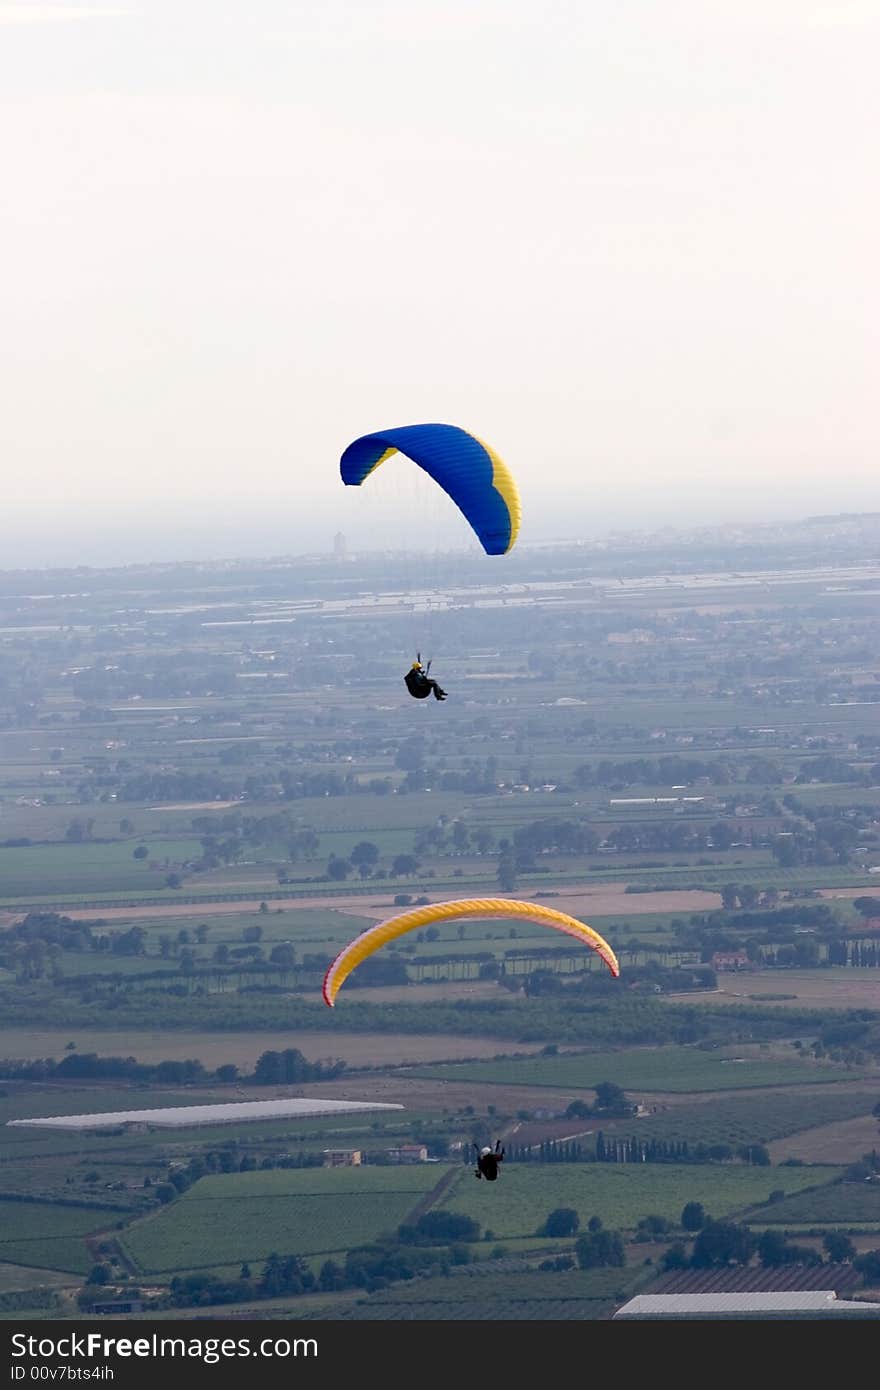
[339,423,520,556]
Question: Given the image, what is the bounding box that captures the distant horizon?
[2,3,878,576]
[4,469,879,573]
[1,505,878,578]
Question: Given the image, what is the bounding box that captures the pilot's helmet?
[412,661,423,670]
[480,1147,492,1157]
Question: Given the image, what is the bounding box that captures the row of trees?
[567,754,878,789]
[594,1133,771,1166]
[53,745,878,817]
[1,969,842,1045]
[0,1046,344,1089]
[663,1219,880,1283]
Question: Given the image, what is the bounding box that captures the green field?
[121,1165,448,1273]
[753,1182,880,1226]
[319,1265,647,1320]
[439,1163,841,1237]
[0,1289,67,1321]
[2,855,874,910]
[0,1086,229,1127]
[621,1091,879,1147]
[0,1262,74,1294]
[0,1200,114,1273]
[409,1047,869,1093]
[27,906,376,973]
[0,839,201,899]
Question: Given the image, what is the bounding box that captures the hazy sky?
[1,0,877,566]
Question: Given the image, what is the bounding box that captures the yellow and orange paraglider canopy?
[322,897,619,1006]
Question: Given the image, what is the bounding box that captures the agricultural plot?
[769,1115,880,1166]
[0,1155,164,1205]
[0,1263,74,1294]
[161,1235,575,1287]
[0,1024,526,1069]
[68,1113,437,1155]
[409,1046,869,1094]
[1,865,731,918]
[320,1267,644,1320]
[710,969,880,1012]
[0,1070,450,1214]
[192,907,372,949]
[0,1134,162,1185]
[54,906,376,972]
[0,1200,113,1274]
[0,840,201,901]
[0,1122,434,1203]
[618,1091,879,1148]
[563,694,880,736]
[0,1289,67,1320]
[48,955,187,980]
[121,1165,447,1273]
[438,1163,840,1238]
[751,1182,880,1227]
[795,785,880,811]
[224,792,470,836]
[0,1086,227,1127]
[601,863,879,892]
[1,1114,438,1175]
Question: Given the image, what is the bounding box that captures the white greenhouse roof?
[614,1292,880,1319]
[6,1098,405,1132]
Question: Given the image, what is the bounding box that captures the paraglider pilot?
[404,654,447,701]
[474,1140,505,1180]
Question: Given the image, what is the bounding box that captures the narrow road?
[404,1164,461,1224]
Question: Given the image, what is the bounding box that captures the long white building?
[614,1291,880,1319]
[7,1097,404,1132]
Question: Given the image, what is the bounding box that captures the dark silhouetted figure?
[404,655,446,701]
[474,1140,505,1180]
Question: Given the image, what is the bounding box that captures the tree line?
[0,1047,345,1088]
